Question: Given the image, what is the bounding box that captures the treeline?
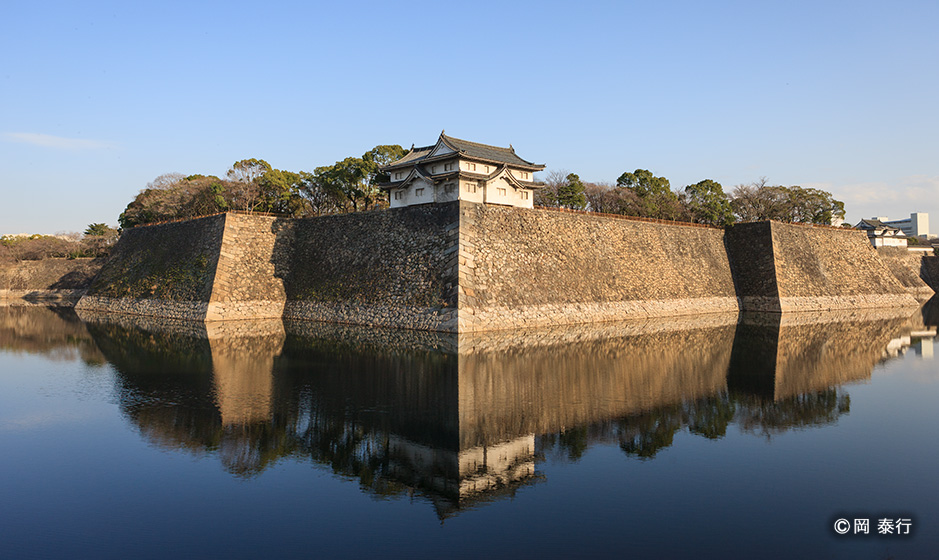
[119,147,846,230]
[119,146,406,228]
[535,171,846,226]
[1,224,119,262]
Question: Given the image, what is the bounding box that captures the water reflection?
[0,304,105,364]
[33,302,931,516]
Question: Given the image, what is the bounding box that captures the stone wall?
[924,256,939,291]
[725,222,780,310]
[78,213,297,321]
[457,203,739,331]
[283,203,460,331]
[726,221,919,312]
[875,247,936,299]
[77,213,226,318]
[0,257,103,300]
[206,214,294,320]
[76,204,924,331]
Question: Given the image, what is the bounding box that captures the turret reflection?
[75,305,923,517]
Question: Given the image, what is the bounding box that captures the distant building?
[380,131,546,209]
[856,219,908,248]
[878,213,931,239]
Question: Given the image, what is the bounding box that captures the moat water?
[1,301,938,559]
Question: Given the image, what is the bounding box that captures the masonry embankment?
[0,257,103,301]
[457,202,739,331]
[74,204,924,331]
[283,203,460,331]
[76,214,226,318]
[875,247,936,300]
[726,221,919,312]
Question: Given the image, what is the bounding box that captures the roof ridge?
[440,132,514,153]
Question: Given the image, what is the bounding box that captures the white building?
[855,219,908,248]
[380,131,546,209]
[877,213,931,239]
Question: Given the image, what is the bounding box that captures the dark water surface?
[1,301,938,559]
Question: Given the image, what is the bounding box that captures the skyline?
[3,0,938,234]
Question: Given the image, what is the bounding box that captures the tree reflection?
[618,406,683,459]
[686,394,736,439]
[733,389,850,439]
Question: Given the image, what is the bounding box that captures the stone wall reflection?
[456,315,739,449]
[74,304,925,515]
[0,304,104,364]
[80,313,291,477]
[729,310,912,400]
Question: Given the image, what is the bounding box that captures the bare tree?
[534,169,570,207]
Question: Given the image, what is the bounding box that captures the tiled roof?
[390,145,434,166]
[439,133,544,169]
[857,219,887,229]
[857,219,905,236]
[383,132,545,171]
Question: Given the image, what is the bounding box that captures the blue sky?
[2,0,938,234]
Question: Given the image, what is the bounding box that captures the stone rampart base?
[461,297,741,332]
[776,294,920,312]
[741,293,919,313]
[284,301,458,332]
[205,300,286,321]
[74,296,209,321]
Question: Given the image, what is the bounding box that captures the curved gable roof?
[489,165,547,190]
[383,131,545,172]
[439,132,544,170]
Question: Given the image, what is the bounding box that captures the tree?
[227,159,274,212]
[616,169,682,220]
[118,173,232,228]
[362,145,407,186]
[533,169,569,207]
[730,179,845,224]
[730,178,781,222]
[256,169,308,216]
[584,181,641,215]
[313,157,370,212]
[84,223,112,237]
[311,145,407,212]
[684,179,735,226]
[556,173,587,209]
[783,186,845,224]
[298,171,344,216]
[226,158,272,184]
